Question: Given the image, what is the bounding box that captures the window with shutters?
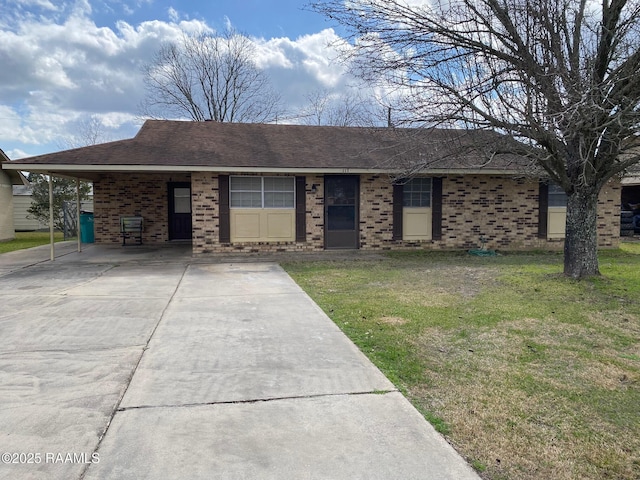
[402,178,433,240]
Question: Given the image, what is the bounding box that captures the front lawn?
[283,245,640,480]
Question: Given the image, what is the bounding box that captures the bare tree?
[57,115,112,149]
[312,0,640,278]
[141,29,283,123]
[299,89,382,126]
[300,89,332,126]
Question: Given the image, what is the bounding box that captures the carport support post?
[76,177,81,252]
[48,174,54,261]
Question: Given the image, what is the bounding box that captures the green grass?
[0,231,66,254]
[283,245,640,480]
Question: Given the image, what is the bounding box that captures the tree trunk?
[563,188,601,278]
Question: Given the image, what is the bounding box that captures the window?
[403,178,432,207]
[173,187,191,214]
[546,183,567,239]
[264,177,295,208]
[230,177,262,208]
[230,176,295,209]
[548,183,568,207]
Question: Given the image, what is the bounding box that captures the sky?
[0,0,381,159]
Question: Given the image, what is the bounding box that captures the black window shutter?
[295,176,306,242]
[432,177,443,240]
[538,182,548,238]
[392,183,403,240]
[218,175,230,243]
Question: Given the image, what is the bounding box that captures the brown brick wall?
[439,175,541,250]
[94,172,621,252]
[191,172,220,252]
[359,175,394,249]
[358,175,620,251]
[595,179,622,248]
[93,173,190,244]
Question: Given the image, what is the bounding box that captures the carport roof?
[2,120,533,179]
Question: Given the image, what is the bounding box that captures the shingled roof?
[2,120,531,178]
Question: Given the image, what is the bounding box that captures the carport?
[1,157,195,257]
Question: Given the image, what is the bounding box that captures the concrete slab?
[0,262,177,352]
[174,263,302,298]
[120,292,394,407]
[0,262,113,295]
[0,241,79,276]
[63,264,187,298]
[0,296,167,352]
[0,294,60,318]
[54,244,193,266]
[0,246,180,480]
[0,347,142,480]
[84,393,479,480]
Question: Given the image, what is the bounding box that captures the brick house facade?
[90,171,621,254]
[4,120,623,253]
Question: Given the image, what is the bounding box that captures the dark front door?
[168,182,192,240]
[325,175,359,249]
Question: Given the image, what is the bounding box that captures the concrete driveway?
[0,245,479,480]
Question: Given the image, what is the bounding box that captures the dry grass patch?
[283,250,640,480]
[377,316,409,325]
[410,318,640,480]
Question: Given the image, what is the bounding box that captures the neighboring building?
[1,149,28,241]
[12,185,93,231]
[12,185,48,231]
[1,120,621,253]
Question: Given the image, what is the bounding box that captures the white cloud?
[223,15,233,32]
[0,106,22,143]
[0,5,388,155]
[253,28,363,117]
[13,0,58,10]
[0,5,214,152]
[167,6,179,23]
[5,148,29,160]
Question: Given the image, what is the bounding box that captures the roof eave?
[2,163,526,176]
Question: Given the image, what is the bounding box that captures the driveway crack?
[116,389,400,412]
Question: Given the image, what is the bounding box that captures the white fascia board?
[1,163,522,176]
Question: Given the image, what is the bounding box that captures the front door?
[168,182,192,240]
[325,175,359,249]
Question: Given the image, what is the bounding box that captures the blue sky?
[92,0,333,39]
[0,0,382,159]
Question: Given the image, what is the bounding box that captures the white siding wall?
[12,189,93,231]
[0,171,15,240]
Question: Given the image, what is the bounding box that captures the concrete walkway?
[0,245,479,480]
[0,241,80,275]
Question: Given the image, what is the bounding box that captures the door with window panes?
[168,182,192,240]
